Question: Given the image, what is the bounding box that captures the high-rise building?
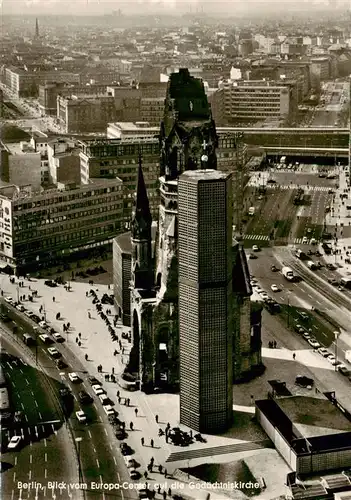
[178,169,233,433]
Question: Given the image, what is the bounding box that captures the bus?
[340,278,351,289]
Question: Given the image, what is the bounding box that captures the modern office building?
[178,169,234,433]
[79,137,160,219]
[0,178,123,272]
[220,80,298,125]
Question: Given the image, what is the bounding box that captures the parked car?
[129,469,140,480]
[53,333,65,343]
[308,339,320,349]
[271,284,280,292]
[338,365,350,376]
[295,375,314,388]
[92,384,105,396]
[88,376,101,386]
[318,347,329,357]
[44,280,57,288]
[115,429,127,440]
[326,355,338,365]
[249,253,257,259]
[99,394,111,406]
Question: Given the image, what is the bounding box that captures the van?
[23,333,36,346]
[340,277,351,289]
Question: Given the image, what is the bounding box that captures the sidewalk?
[0,275,275,500]
[322,166,351,279]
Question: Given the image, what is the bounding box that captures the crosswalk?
[242,234,319,244]
[166,438,273,462]
[247,182,333,192]
[243,234,270,241]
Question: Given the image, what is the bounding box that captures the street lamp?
[287,291,291,328]
[75,437,83,483]
[333,330,340,371]
[33,327,38,365]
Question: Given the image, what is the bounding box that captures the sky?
[0,0,346,16]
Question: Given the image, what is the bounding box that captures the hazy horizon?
[1,0,351,17]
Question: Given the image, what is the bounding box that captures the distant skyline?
[2,0,351,16]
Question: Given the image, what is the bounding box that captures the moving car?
[47,347,61,358]
[249,253,257,259]
[267,179,276,184]
[39,334,53,344]
[120,442,133,456]
[252,245,259,252]
[302,237,308,244]
[271,265,278,272]
[92,384,105,396]
[78,391,93,404]
[7,435,22,450]
[4,297,14,304]
[76,410,87,423]
[68,372,81,383]
[271,284,279,292]
[55,358,67,369]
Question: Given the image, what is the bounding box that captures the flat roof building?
[178,169,234,433]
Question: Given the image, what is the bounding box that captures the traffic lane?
[310,191,329,225]
[3,427,77,500]
[2,356,58,426]
[272,171,338,188]
[246,188,293,236]
[0,338,77,500]
[60,374,132,496]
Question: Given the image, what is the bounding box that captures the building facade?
[178,170,234,433]
[79,138,160,219]
[221,80,297,125]
[0,178,123,272]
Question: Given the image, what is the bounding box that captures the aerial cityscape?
[1,2,351,500]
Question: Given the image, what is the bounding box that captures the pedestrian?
[85,354,88,361]
[163,491,167,500]
[88,312,91,319]
[118,397,121,404]
[78,332,81,339]
[158,465,162,474]
[144,471,148,479]
[76,337,78,343]
[150,439,154,448]
[168,488,172,497]
[117,390,120,398]
[52,296,55,302]
[155,414,159,424]
[130,421,133,431]
[157,486,161,495]
[135,408,138,417]
[150,456,154,465]
[86,291,88,297]
[164,469,167,478]
[141,437,144,446]
[112,367,114,375]
[293,352,296,360]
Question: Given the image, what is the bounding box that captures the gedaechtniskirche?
[113,68,263,393]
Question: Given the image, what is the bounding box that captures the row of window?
[15,195,121,213]
[15,208,122,229]
[15,223,119,249]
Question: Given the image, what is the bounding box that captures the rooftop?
[276,396,351,436]
[180,169,230,182]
